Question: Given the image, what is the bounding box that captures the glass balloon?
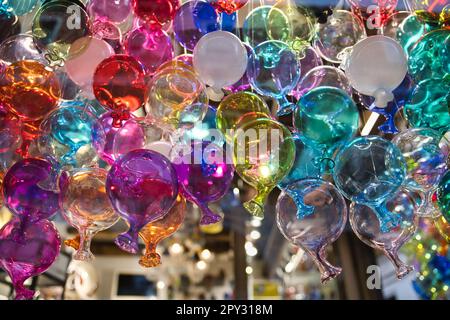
[124,26,174,75]
[290,46,323,99]
[293,87,359,156]
[0,34,47,65]
[139,195,186,267]
[171,141,234,225]
[216,91,271,143]
[350,188,418,279]
[406,0,448,24]
[106,149,178,254]
[208,0,248,14]
[38,106,101,168]
[434,215,450,243]
[408,29,450,83]
[60,168,119,261]
[32,1,91,65]
[393,128,448,218]
[131,0,180,27]
[233,118,295,218]
[0,218,61,300]
[333,136,407,232]
[0,7,20,44]
[93,54,147,128]
[247,40,300,115]
[437,171,450,222]
[4,0,38,16]
[3,158,61,225]
[349,0,398,28]
[87,0,132,24]
[145,66,208,129]
[0,103,22,156]
[403,79,450,133]
[173,1,206,51]
[277,179,348,283]
[224,43,253,94]
[314,10,366,64]
[381,11,410,39]
[395,14,435,55]
[294,66,352,99]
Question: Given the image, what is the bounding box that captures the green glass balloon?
[408,29,450,83]
[293,87,359,155]
[396,15,436,55]
[403,79,450,133]
[233,118,295,219]
[216,91,271,143]
[437,171,450,221]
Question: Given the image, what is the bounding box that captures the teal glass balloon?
[293,87,359,156]
[396,15,436,55]
[437,171,450,221]
[247,40,300,116]
[278,134,323,189]
[408,29,450,83]
[333,136,407,232]
[403,79,450,133]
[38,106,102,167]
[4,0,38,16]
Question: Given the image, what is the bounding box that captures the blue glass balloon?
[4,0,38,16]
[220,12,236,33]
[192,0,220,34]
[247,40,300,116]
[173,1,205,51]
[359,74,415,134]
[278,134,323,190]
[38,106,102,167]
[333,136,407,232]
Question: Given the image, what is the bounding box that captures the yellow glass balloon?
[139,195,186,267]
[216,92,272,143]
[267,0,317,52]
[233,118,295,218]
[435,215,450,243]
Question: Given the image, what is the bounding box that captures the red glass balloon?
[131,0,180,27]
[208,0,249,14]
[93,55,147,128]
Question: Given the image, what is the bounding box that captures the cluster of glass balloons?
[0,0,448,299]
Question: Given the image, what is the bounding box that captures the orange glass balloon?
[138,195,186,267]
[0,60,61,122]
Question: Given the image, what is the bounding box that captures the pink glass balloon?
[171,141,234,225]
[124,26,174,75]
[350,188,419,279]
[106,149,178,254]
[65,36,115,98]
[87,0,132,24]
[0,218,61,300]
[276,179,348,283]
[59,168,120,261]
[3,158,61,225]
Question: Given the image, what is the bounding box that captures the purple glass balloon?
[124,25,174,75]
[92,111,136,165]
[3,158,61,224]
[358,74,415,134]
[291,46,323,99]
[106,149,178,254]
[87,0,132,24]
[171,141,234,225]
[173,1,204,51]
[0,218,61,300]
[225,43,252,93]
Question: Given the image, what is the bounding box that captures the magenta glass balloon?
[106,149,178,254]
[276,179,348,283]
[87,0,132,24]
[0,102,22,155]
[124,26,174,75]
[171,141,234,225]
[0,218,61,300]
[3,158,61,225]
[350,188,419,279]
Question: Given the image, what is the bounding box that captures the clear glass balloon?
[233,118,295,218]
[293,87,359,156]
[408,29,450,83]
[381,11,410,39]
[139,195,186,267]
[333,136,407,232]
[216,91,271,143]
[60,168,119,261]
[146,66,208,129]
[392,128,448,218]
[0,218,61,300]
[3,158,61,225]
[106,149,179,254]
[403,79,450,134]
[171,141,234,225]
[350,188,418,279]
[294,66,353,99]
[314,10,366,64]
[247,40,300,115]
[277,178,348,283]
[0,34,47,65]
[32,1,91,65]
